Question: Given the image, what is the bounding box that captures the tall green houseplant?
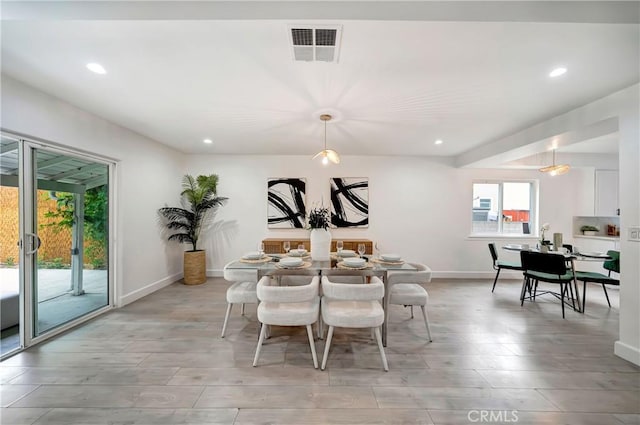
[159,174,228,284]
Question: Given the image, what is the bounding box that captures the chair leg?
[410,305,414,319]
[420,305,432,342]
[374,326,389,371]
[560,283,566,319]
[317,315,323,340]
[306,325,319,369]
[568,282,576,310]
[491,267,502,293]
[321,326,334,370]
[241,303,245,316]
[221,303,233,338]
[533,280,538,300]
[602,284,612,307]
[582,281,587,313]
[492,268,501,293]
[253,323,267,367]
[521,277,529,306]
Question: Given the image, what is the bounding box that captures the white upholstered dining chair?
[221,262,259,338]
[320,276,388,371]
[253,275,320,368]
[387,262,433,341]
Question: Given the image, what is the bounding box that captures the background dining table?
[502,244,613,313]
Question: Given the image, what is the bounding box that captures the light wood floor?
[1,278,638,425]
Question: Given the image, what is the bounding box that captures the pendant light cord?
[324,119,327,151]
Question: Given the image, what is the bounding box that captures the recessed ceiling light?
[203,139,213,144]
[434,139,443,145]
[549,67,567,78]
[86,63,107,75]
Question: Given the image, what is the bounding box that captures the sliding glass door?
[0,135,23,356]
[30,146,110,336]
[0,132,113,357]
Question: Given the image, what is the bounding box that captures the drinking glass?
[283,241,290,254]
[259,242,265,255]
[336,240,344,255]
[374,242,380,260]
[298,244,305,252]
[357,243,366,258]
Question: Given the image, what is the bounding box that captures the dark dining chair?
[575,250,620,312]
[488,243,523,293]
[520,250,577,318]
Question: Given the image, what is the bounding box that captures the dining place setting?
[270,241,313,269]
[331,241,370,270]
[239,249,272,264]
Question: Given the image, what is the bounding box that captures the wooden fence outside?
[0,187,105,267]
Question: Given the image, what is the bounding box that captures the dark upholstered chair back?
[603,250,620,274]
[520,251,567,276]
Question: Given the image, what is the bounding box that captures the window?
[471,181,537,236]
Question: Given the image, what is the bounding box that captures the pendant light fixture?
[312,114,340,165]
[539,149,570,176]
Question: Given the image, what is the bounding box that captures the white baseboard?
[207,269,223,277]
[431,271,522,280]
[119,272,182,306]
[614,340,640,366]
[116,270,519,307]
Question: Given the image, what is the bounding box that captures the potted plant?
[307,205,331,261]
[158,174,228,285]
[539,222,551,244]
[580,225,599,236]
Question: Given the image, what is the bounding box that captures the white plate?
[289,249,308,257]
[280,257,303,267]
[243,251,263,260]
[337,249,356,257]
[381,253,401,262]
[503,244,522,250]
[342,258,366,268]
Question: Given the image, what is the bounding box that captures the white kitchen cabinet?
[595,170,619,217]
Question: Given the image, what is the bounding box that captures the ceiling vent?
[289,25,342,63]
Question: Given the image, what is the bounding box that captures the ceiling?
[1,2,638,160]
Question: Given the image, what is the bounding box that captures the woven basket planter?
[183,250,206,285]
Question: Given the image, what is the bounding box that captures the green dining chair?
[520,250,577,318]
[488,243,522,293]
[575,250,620,312]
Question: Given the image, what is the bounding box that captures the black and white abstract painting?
[267,178,307,228]
[330,177,369,228]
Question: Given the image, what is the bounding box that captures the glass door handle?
[25,232,41,255]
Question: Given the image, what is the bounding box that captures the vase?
[183,250,206,285]
[310,228,331,261]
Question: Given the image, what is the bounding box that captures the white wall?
[187,154,594,277]
[1,75,186,305]
[615,86,640,366]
